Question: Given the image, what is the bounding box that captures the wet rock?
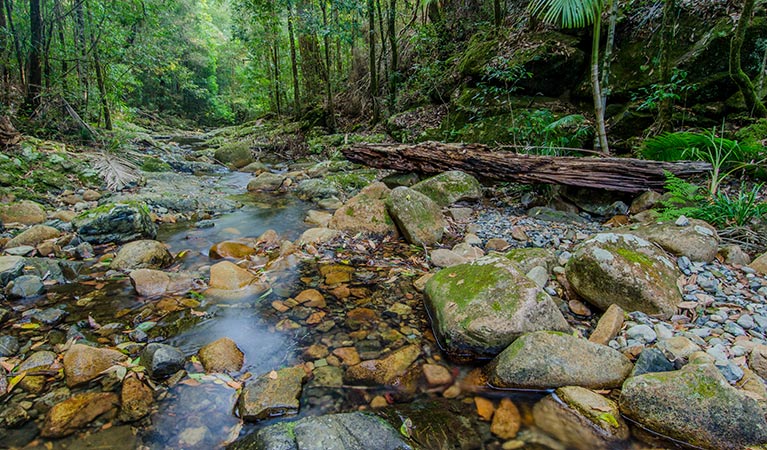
[566,233,681,318]
[209,240,257,259]
[627,219,719,263]
[41,392,119,438]
[237,366,306,422]
[411,170,482,207]
[23,257,81,283]
[111,240,173,270]
[198,337,244,373]
[4,245,34,256]
[387,187,445,245]
[0,255,25,287]
[381,171,420,188]
[588,304,625,345]
[241,161,268,173]
[129,269,194,297]
[119,375,153,422]
[0,335,19,357]
[491,398,521,439]
[63,343,129,387]
[425,256,570,359]
[328,182,397,236]
[73,202,157,245]
[305,210,332,227]
[297,227,342,246]
[620,362,767,450]
[230,411,410,450]
[430,248,468,268]
[333,347,361,366]
[140,343,185,379]
[488,331,633,389]
[5,274,44,299]
[1,404,29,428]
[247,172,287,192]
[0,200,46,225]
[209,261,257,290]
[296,179,340,201]
[422,363,453,386]
[533,386,630,450]
[344,344,420,386]
[5,225,61,249]
[631,348,674,377]
[295,289,326,308]
[30,307,67,325]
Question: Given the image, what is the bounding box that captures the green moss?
[75,201,150,221]
[500,337,525,360]
[597,412,620,428]
[141,157,172,172]
[426,262,503,309]
[615,247,654,267]
[491,301,502,312]
[457,35,498,76]
[325,170,378,190]
[345,207,355,217]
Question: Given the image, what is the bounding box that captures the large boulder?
[0,200,46,225]
[488,331,633,390]
[387,187,445,245]
[63,344,128,387]
[246,172,287,192]
[411,171,482,207]
[626,219,719,262]
[111,240,173,271]
[328,182,397,236]
[620,362,767,450]
[73,202,157,244]
[532,386,630,450]
[5,225,61,249]
[424,256,570,360]
[565,233,681,318]
[214,142,254,169]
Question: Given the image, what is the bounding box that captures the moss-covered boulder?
[73,202,157,245]
[424,256,570,360]
[387,187,445,245]
[620,362,767,450]
[488,331,633,390]
[565,233,681,318]
[626,219,719,263]
[140,157,172,173]
[0,200,46,225]
[214,142,254,169]
[412,171,482,207]
[532,386,630,450]
[328,182,397,236]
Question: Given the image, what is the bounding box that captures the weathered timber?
[343,142,712,193]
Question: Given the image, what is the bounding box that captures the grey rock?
[30,308,67,326]
[139,343,185,379]
[73,203,157,245]
[737,314,755,329]
[237,366,306,422]
[6,275,44,299]
[387,187,445,246]
[631,348,674,377]
[0,335,20,357]
[411,170,482,207]
[0,256,25,287]
[527,207,588,224]
[626,324,657,344]
[111,240,173,271]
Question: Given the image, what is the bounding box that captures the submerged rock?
[120,376,154,422]
[247,172,287,192]
[411,170,482,207]
[387,186,445,245]
[566,233,681,318]
[129,269,194,297]
[111,240,173,270]
[344,344,420,386]
[488,331,633,390]
[209,261,258,290]
[424,256,570,359]
[41,392,118,438]
[140,343,185,379]
[73,202,157,244]
[237,366,306,422]
[63,343,128,387]
[198,337,244,373]
[620,362,767,450]
[209,240,257,260]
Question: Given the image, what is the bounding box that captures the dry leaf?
[268,370,279,379]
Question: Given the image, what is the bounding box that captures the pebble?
[627,324,657,344]
[723,322,746,337]
[0,335,20,357]
[737,314,755,329]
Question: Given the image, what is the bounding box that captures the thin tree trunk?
[26,0,43,109]
[600,0,618,111]
[273,43,282,116]
[388,0,397,112]
[54,0,68,93]
[87,1,111,130]
[287,0,301,113]
[0,1,7,100]
[321,1,335,131]
[730,0,767,117]
[657,0,676,130]
[368,0,379,122]
[590,10,609,154]
[493,0,502,30]
[4,0,25,87]
[376,0,388,93]
[75,0,88,112]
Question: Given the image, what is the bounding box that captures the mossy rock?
[327,182,397,236]
[412,171,482,207]
[214,142,254,169]
[424,256,569,360]
[141,157,172,173]
[504,247,556,274]
[73,202,157,245]
[387,186,446,245]
[565,233,681,318]
[457,35,498,77]
[620,363,767,450]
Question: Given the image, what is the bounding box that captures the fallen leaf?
[268,370,278,379]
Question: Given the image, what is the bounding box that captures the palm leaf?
[543,114,586,132]
[529,0,599,29]
[91,153,140,191]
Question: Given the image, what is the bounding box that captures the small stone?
[295,289,326,308]
[140,343,185,379]
[303,344,329,360]
[631,348,674,377]
[475,396,495,421]
[198,337,244,373]
[430,249,468,268]
[485,238,511,251]
[120,376,153,422]
[657,336,700,361]
[63,343,128,387]
[40,392,118,438]
[626,324,657,344]
[0,335,19,357]
[738,314,755,329]
[569,299,592,317]
[589,304,625,345]
[237,366,306,422]
[526,266,549,288]
[675,215,690,226]
[422,364,453,386]
[332,347,361,366]
[370,395,389,408]
[6,275,44,299]
[491,398,521,439]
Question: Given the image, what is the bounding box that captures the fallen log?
[343,142,712,193]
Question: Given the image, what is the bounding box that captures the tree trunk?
[26,0,43,109]
[590,10,609,154]
[368,0,379,122]
[321,1,335,131]
[74,0,88,113]
[730,0,767,117]
[287,0,301,113]
[273,43,282,116]
[493,0,502,30]
[388,0,397,112]
[87,1,111,130]
[53,0,68,93]
[0,1,7,100]
[4,0,25,88]
[601,0,618,111]
[657,0,676,130]
[343,142,711,192]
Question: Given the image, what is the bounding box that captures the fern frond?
[90,153,140,191]
[543,114,586,132]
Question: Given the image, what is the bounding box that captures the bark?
[87,1,110,129]
[287,0,300,113]
[272,43,281,116]
[321,1,335,131]
[0,1,7,98]
[26,0,43,109]
[493,0,502,29]
[388,0,397,112]
[342,142,711,192]
[368,0,379,121]
[74,0,88,111]
[590,10,609,154]
[4,0,25,87]
[601,0,618,111]
[730,0,767,117]
[657,0,676,130]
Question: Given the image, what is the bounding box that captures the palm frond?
[543,114,586,132]
[90,153,140,191]
[529,0,599,28]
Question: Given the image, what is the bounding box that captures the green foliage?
[633,69,697,113]
[528,0,600,28]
